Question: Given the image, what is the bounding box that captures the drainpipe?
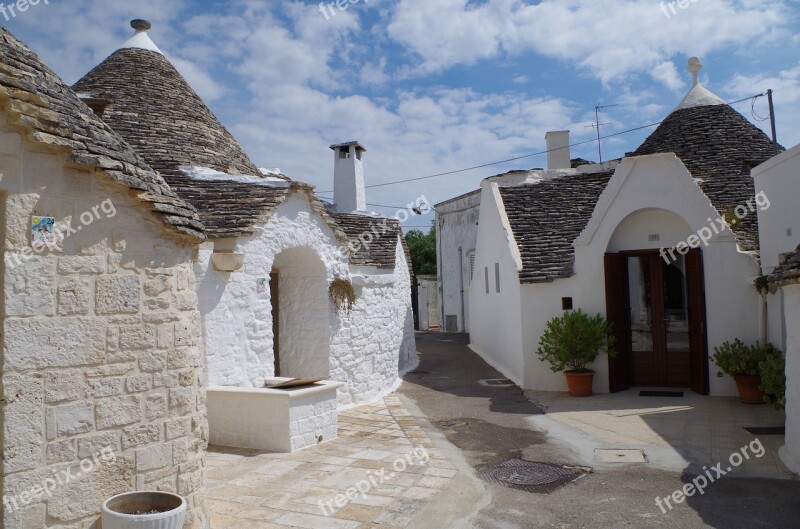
[761,292,768,344]
[437,213,445,330]
[458,247,465,333]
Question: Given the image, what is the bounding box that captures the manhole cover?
[478,459,591,493]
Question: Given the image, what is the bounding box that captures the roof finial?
[688,57,702,86]
[131,19,152,32]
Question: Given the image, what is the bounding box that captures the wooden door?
[605,250,707,393]
[686,249,709,395]
[605,253,631,392]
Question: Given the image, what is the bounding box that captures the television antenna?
[586,104,620,163]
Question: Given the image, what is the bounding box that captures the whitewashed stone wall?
[196,192,416,405]
[332,241,417,406]
[0,117,208,529]
[288,390,338,451]
[780,284,800,474]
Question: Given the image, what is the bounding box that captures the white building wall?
[520,279,593,391]
[196,192,415,405]
[572,154,761,396]
[437,192,480,333]
[468,184,525,385]
[196,193,348,389]
[779,284,800,474]
[332,240,417,406]
[0,119,208,529]
[753,144,800,273]
[754,144,800,352]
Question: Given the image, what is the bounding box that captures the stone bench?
[207,381,342,452]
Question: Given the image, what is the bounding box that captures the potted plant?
[536,310,616,397]
[759,353,786,410]
[711,339,781,404]
[101,491,186,529]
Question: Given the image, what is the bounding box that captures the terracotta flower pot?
[734,375,766,404]
[565,370,595,397]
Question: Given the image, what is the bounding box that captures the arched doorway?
[604,209,709,394]
[270,247,331,378]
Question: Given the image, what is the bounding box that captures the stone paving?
[206,395,458,528]
[527,388,793,478]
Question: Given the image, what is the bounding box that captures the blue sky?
[3,0,799,228]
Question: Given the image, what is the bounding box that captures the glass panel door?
[663,256,690,353]
[628,256,652,352]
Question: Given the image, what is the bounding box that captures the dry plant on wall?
[329,277,356,313]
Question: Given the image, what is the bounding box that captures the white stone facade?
[469,154,761,396]
[0,116,208,528]
[197,191,416,407]
[780,284,800,474]
[754,144,800,349]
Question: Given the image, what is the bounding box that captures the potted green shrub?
[711,339,782,404]
[536,310,616,397]
[759,353,786,409]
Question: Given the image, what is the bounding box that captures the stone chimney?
[331,141,367,213]
[545,131,571,171]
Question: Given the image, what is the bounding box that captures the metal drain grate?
[478,459,591,493]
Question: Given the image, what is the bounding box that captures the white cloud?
[650,61,684,91]
[386,0,790,86]
[169,56,228,102]
[725,63,800,146]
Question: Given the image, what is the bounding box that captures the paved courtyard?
[527,387,792,478]
[206,396,458,529]
[204,334,800,529]
[400,332,800,529]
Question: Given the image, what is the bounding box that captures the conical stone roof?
[634,59,782,252]
[71,21,317,240]
[0,27,205,240]
[73,22,260,180]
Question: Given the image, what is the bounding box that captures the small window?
[485,267,489,294]
[339,150,350,159]
[495,263,500,293]
[562,297,573,311]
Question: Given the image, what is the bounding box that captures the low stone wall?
[207,382,341,452]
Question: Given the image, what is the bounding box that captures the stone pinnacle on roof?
[131,19,152,31]
[673,56,726,112]
[688,56,702,86]
[634,55,784,254]
[121,18,163,55]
